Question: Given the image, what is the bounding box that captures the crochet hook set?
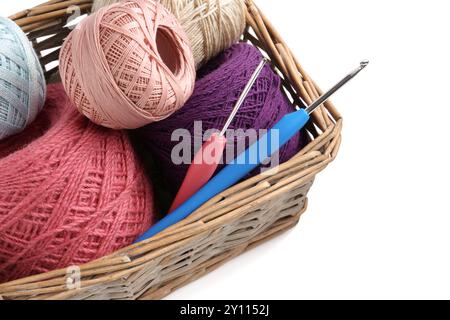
[136,60,369,242]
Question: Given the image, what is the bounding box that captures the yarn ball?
[93,0,246,68]
[59,0,196,129]
[0,84,156,284]
[139,43,307,192]
[0,17,46,141]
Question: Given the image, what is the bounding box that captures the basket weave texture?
[0,0,342,300]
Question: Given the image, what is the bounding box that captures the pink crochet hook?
[169,59,267,213]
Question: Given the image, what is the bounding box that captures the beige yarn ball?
[92,0,246,68]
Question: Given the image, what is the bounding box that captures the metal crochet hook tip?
[219,58,268,136]
[350,60,369,76]
[305,60,369,115]
[360,60,370,68]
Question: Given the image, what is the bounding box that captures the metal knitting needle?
[220,58,268,136]
[305,60,369,114]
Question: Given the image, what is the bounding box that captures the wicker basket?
[0,0,342,300]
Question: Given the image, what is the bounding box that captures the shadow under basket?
[0,0,342,300]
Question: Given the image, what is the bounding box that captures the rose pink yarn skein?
[0,84,155,284]
[59,0,196,129]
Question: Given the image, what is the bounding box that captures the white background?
[2,0,450,299]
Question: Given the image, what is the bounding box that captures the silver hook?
[305,60,369,115]
[220,58,268,136]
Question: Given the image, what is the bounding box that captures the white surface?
[2,0,449,300]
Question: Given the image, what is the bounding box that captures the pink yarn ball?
[59,0,196,129]
[0,84,156,283]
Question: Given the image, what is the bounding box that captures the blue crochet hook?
[135,60,369,243]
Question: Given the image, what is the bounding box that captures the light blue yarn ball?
[0,17,46,140]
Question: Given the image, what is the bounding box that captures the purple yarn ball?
[139,43,307,192]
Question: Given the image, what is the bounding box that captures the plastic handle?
[135,109,310,243]
[169,133,227,213]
